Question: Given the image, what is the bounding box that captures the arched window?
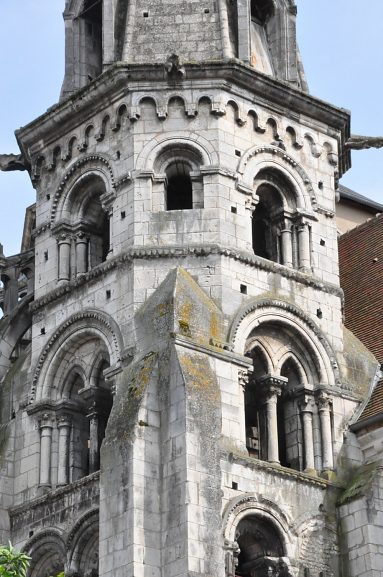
[153,145,204,211]
[252,169,312,271]
[244,322,324,474]
[56,174,112,281]
[165,161,193,210]
[235,516,285,577]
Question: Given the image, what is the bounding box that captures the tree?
[0,543,30,577]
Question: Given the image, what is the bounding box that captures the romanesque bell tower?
[1,2,377,577]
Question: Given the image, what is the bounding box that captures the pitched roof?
[358,380,383,423]
[339,184,383,212]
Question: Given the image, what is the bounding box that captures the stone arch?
[136,132,217,171]
[31,310,123,403]
[67,509,99,576]
[237,145,317,212]
[51,155,115,224]
[23,528,66,577]
[229,298,338,387]
[223,494,295,558]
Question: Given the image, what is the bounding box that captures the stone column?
[87,404,100,474]
[39,414,54,487]
[238,368,251,448]
[281,225,293,268]
[317,392,334,473]
[299,395,316,475]
[58,234,71,281]
[75,232,88,275]
[298,222,311,271]
[57,415,71,486]
[259,376,287,465]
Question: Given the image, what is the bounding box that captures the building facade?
[0,1,381,576]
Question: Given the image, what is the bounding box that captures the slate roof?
[339,184,383,212]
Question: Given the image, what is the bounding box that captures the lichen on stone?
[338,462,379,505]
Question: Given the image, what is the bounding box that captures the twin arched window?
[55,174,111,282]
[252,169,312,272]
[244,322,333,475]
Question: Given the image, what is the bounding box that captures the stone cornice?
[222,449,342,489]
[172,333,252,368]
[16,62,351,176]
[9,471,100,519]
[30,244,343,313]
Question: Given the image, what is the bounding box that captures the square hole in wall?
[44,251,49,261]
[46,194,50,200]
[106,290,111,300]
[320,239,325,246]
[231,206,237,214]
[143,11,149,17]
[204,8,210,13]
[232,481,238,490]
[235,149,241,157]
[318,181,324,190]
[121,211,126,219]
[317,308,323,319]
[40,327,46,335]
[240,284,247,294]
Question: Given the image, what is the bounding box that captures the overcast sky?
[0,0,382,256]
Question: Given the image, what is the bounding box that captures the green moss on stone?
[338,462,378,505]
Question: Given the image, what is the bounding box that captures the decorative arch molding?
[236,145,317,212]
[51,155,116,224]
[222,493,295,558]
[228,298,339,386]
[31,310,123,403]
[22,528,66,577]
[66,509,99,576]
[135,132,218,171]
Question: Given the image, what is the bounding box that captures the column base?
[321,469,336,481]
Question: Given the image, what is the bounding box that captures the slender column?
[87,403,100,473]
[317,392,334,473]
[238,369,251,448]
[299,395,316,474]
[58,234,71,281]
[57,415,72,486]
[259,376,287,465]
[281,225,293,268]
[75,232,88,275]
[39,414,54,486]
[298,222,311,271]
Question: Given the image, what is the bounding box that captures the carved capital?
[238,369,250,390]
[38,412,54,429]
[316,391,332,412]
[258,375,288,401]
[299,394,315,413]
[57,414,72,429]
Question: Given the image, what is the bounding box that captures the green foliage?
[0,543,31,577]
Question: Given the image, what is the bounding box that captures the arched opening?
[244,322,320,472]
[165,161,193,210]
[79,0,103,81]
[236,515,285,577]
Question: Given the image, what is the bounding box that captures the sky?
[0,0,382,256]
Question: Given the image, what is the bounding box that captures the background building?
[0,2,382,576]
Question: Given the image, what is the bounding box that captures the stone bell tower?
[1,2,377,577]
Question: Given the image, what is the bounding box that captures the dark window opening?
[252,182,285,264]
[166,162,193,210]
[250,0,274,24]
[245,349,269,460]
[236,516,284,577]
[277,399,288,468]
[81,0,103,80]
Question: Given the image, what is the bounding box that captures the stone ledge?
[30,244,343,312]
[222,449,343,489]
[9,471,100,520]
